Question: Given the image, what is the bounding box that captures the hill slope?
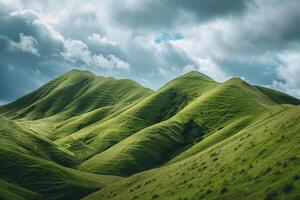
[0,179,43,200]
[78,76,294,176]
[255,85,300,105]
[0,70,153,121]
[0,115,122,200]
[0,116,75,166]
[83,105,300,200]
[0,69,299,200]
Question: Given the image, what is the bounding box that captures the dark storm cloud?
[85,34,126,60]
[159,43,195,68]
[0,3,67,102]
[192,0,300,97]
[228,0,300,55]
[222,60,278,85]
[0,2,132,102]
[0,67,35,102]
[0,3,65,59]
[57,10,104,40]
[117,40,198,89]
[112,0,251,29]
[1,0,300,102]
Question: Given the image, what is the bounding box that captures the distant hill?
[0,69,299,200]
[0,69,152,120]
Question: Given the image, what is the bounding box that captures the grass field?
[0,70,299,199]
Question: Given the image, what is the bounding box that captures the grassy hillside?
[255,85,300,105]
[0,115,123,200]
[78,76,291,176]
[0,69,299,200]
[0,147,122,200]
[0,116,75,166]
[53,71,218,161]
[0,69,152,121]
[83,105,300,200]
[0,179,43,200]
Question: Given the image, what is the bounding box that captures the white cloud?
[87,33,117,46]
[92,54,130,70]
[158,67,168,77]
[170,0,300,65]
[9,8,39,18]
[9,33,39,56]
[272,51,300,97]
[8,8,64,43]
[196,57,226,81]
[140,78,149,83]
[32,18,64,42]
[181,58,226,82]
[62,39,91,63]
[182,64,196,73]
[62,39,130,70]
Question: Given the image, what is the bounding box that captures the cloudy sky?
[1,0,300,103]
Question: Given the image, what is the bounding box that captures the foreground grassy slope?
[0,179,43,200]
[83,105,300,200]
[0,115,123,200]
[0,116,75,166]
[0,147,122,200]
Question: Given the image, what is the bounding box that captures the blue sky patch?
[154,33,184,44]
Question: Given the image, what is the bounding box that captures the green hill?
[0,147,122,200]
[0,115,122,200]
[83,105,300,200]
[0,179,43,200]
[0,70,152,121]
[78,75,294,176]
[0,69,299,200]
[0,116,75,166]
[255,85,300,105]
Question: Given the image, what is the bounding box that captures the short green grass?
[0,70,299,200]
[83,105,300,200]
[0,147,122,200]
[0,179,43,200]
[78,75,294,176]
[0,115,123,200]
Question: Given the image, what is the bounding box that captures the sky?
[1,0,300,103]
